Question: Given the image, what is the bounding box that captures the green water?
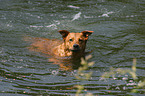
[0,0,145,95]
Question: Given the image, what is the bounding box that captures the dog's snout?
[73,44,79,48]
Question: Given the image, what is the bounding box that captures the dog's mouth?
[66,48,80,52]
[71,44,81,52]
[66,44,81,52]
[71,48,80,52]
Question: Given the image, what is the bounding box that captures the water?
[0,0,145,95]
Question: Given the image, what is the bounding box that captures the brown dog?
[26,30,93,58]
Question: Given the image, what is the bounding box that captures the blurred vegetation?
[75,56,145,95]
[102,58,137,79]
[75,55,94,96]
[102,58,145,93]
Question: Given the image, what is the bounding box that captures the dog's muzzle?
[71,44,80,52]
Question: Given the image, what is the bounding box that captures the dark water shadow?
[48,56,82,71]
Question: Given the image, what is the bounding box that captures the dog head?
[58,30,93,52]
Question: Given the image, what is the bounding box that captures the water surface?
[0,0,145,95]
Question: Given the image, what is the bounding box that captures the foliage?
[75,55,94,96]
[102,58,137,79]
[102,58,145,93]
[75,56,145,96]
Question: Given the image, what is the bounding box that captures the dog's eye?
[79,39,83,42]
[69,39,73,41]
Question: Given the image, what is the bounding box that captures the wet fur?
[25,30,93,58]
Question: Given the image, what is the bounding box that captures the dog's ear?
[58,30,70,39]
[81,30,94,40]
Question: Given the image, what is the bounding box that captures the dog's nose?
[73,44,79,48]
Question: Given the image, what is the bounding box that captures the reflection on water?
[49,57,81,71]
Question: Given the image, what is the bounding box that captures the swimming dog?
[26,30,93,58]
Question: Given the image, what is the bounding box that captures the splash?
[99,11,114,17]
[68,5,80,9]
[72,12,82,21]
[29,21,60,30]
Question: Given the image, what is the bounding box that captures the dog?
[25,30,93,58]
[25,30,93,71]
